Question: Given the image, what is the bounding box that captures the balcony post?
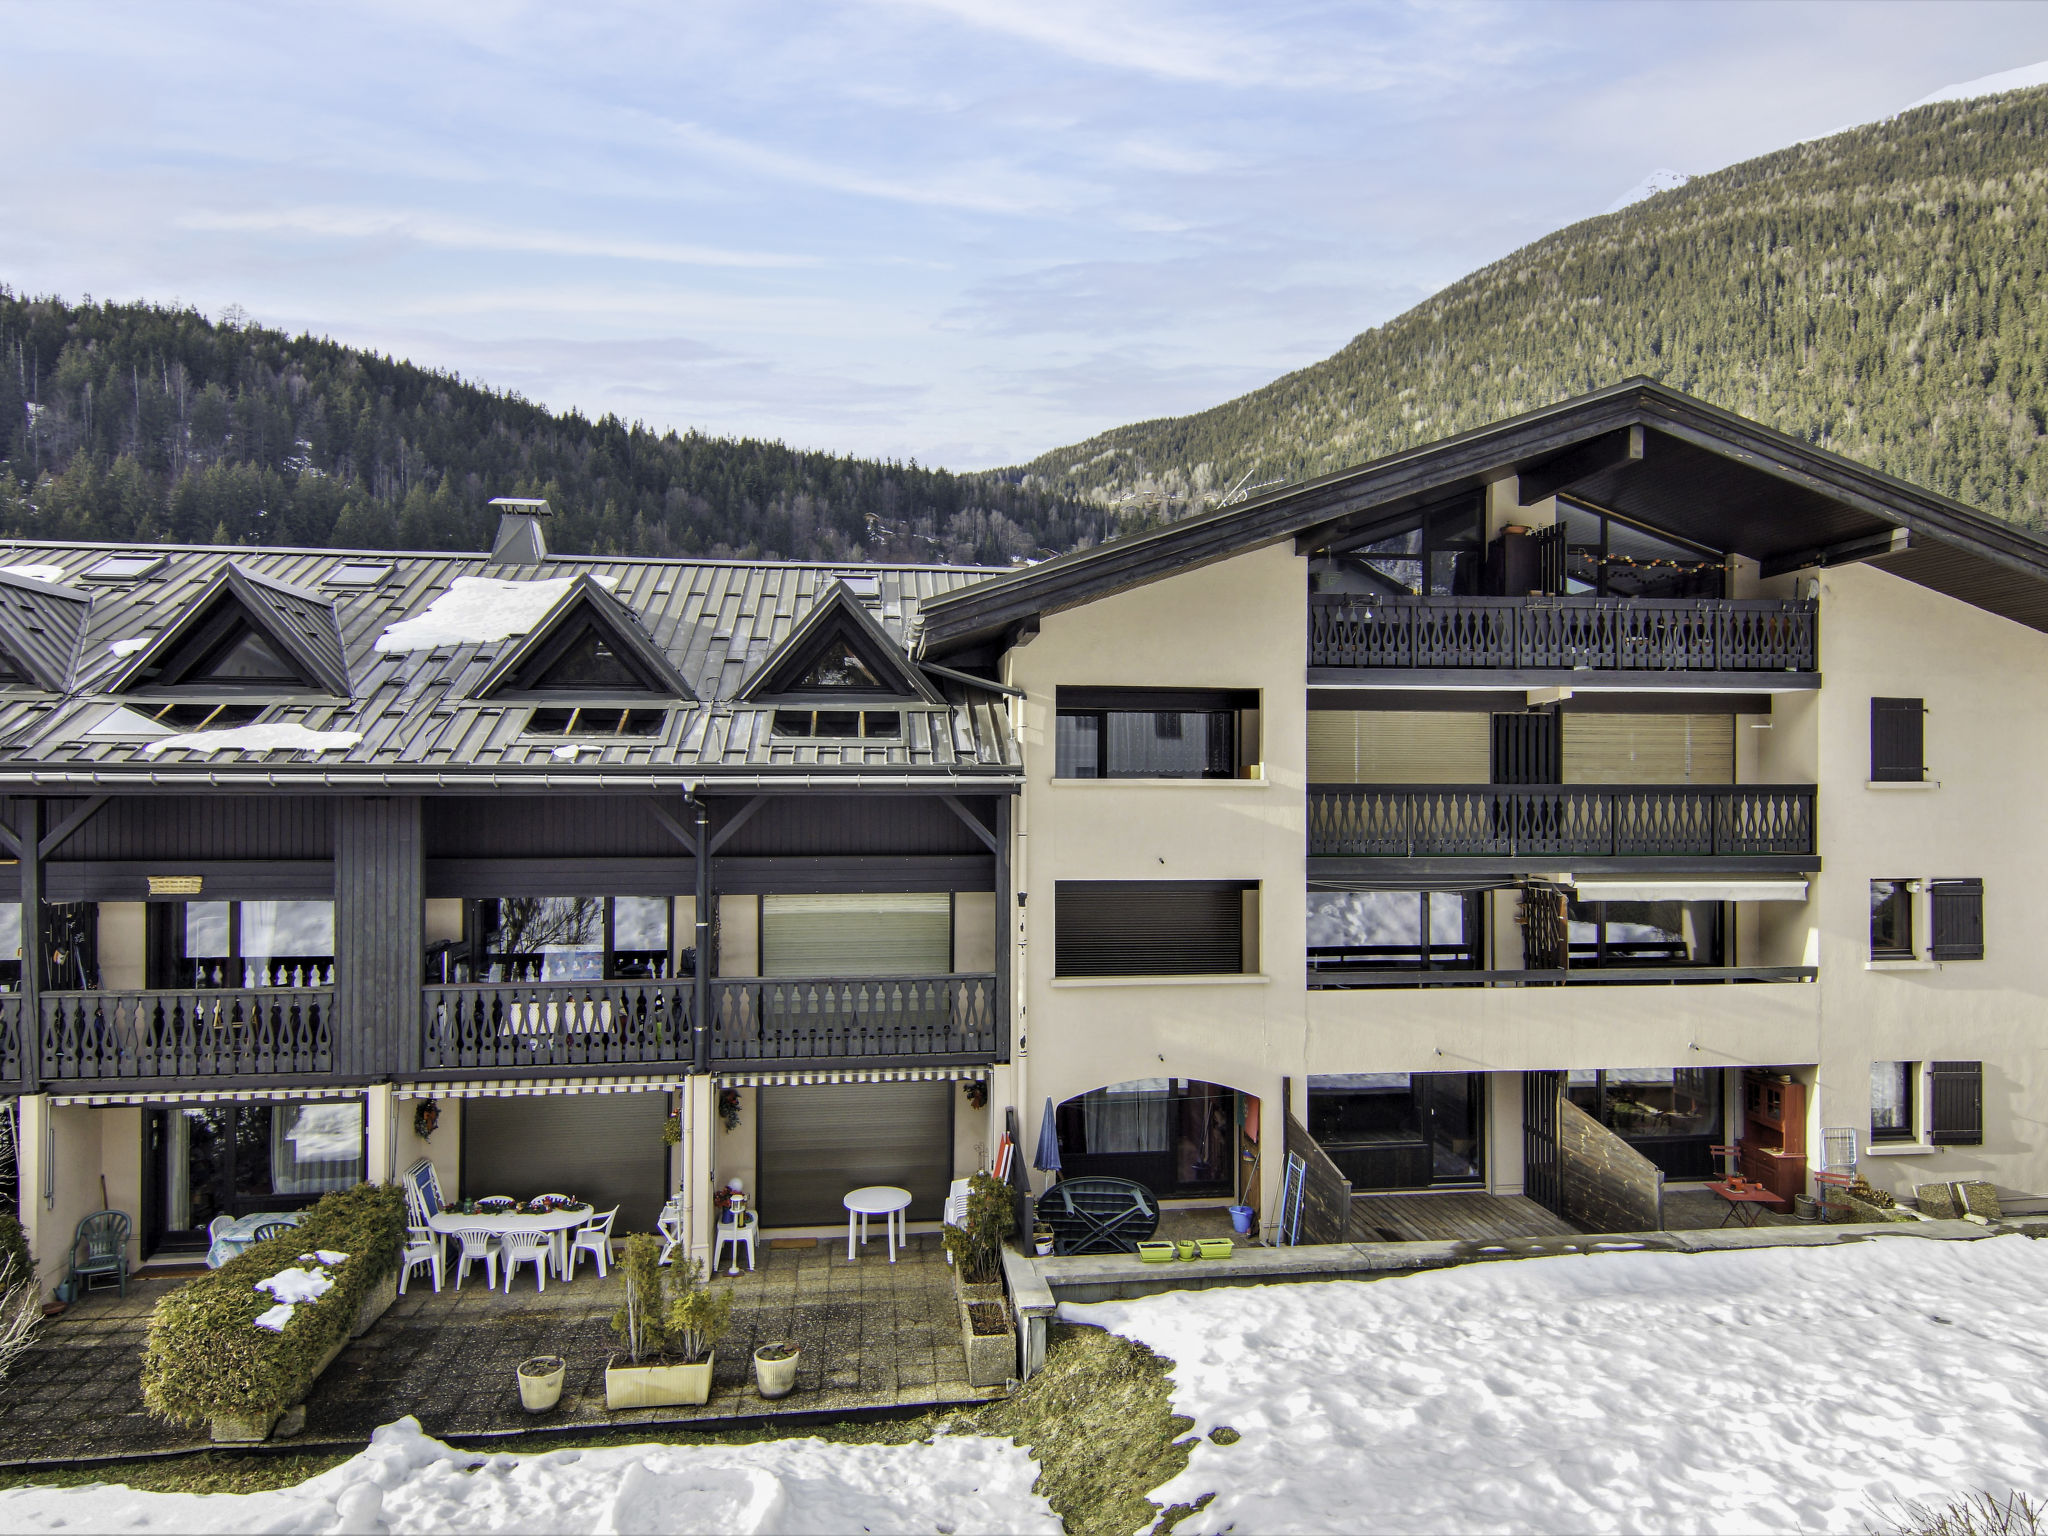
[995,795,1012,1061]
[336,796,421,1080]
[15,799,42,1092]
[691,794,711,1075]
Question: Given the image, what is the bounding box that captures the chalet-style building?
[9,378,2048,1284]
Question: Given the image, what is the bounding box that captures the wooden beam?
[1759,526,1908,579]
[644,798,699,856]
[938,795,999,852]
[0,803,22,862]
[38,795,108,861]
[1517,424,1644,505]
[707,795,768,855]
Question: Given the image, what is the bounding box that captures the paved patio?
[0,1233,1000,1467]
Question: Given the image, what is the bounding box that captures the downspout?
[691,792,712,1077]
[18,799,42,1097]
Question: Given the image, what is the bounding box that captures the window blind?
[1871,697,1925,782]
[1930,879,1985,961]
[1055,881,1249,977]
[1928,1061,1984,1146]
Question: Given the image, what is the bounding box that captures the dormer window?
[192,623,301,683]
[468,575,695,703]
[736,581,944,705]
[519,625,647,693]
[772,708,902,739]
[114,566,350,698]
[795,640,884,693]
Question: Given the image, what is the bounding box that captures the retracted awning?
[391,1077,683,1099]
[1568,878,1809,902]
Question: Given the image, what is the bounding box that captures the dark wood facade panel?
[715,855,993,894]
[0,860,337,902]
[715,794,995,857]
[425,857,696,898]
[41,795,337,860]
[424,795,689,858]
[335,796,423,1077]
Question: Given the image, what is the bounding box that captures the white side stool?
[714,1211,759,1275]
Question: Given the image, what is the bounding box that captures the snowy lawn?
[0,1417,1058,1535]
[1062,1234,2048,1535]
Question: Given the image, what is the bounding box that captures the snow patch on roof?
[373,574,618,653]
[107,636,150,658]
[1604,168,1692,214]
[1906,59,2048,110]
[0,563,70,585]
[141,723,364,757]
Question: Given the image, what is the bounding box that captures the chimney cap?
[488,497,553,515]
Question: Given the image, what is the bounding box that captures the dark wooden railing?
[1309,594,1817,672]
[0,994,20,1082]
[420,979,694,1071]
[1308,783,1815,858]
[1307,964,1817,989]
[710,973,998,1063]
[41,988,334,1079]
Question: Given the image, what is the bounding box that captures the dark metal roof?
[0,546,1018,788]
[468,573,698,702]
[736,580,947,704]
[916,379,2048,652]
[0,570,91,692]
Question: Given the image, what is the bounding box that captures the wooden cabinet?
[1737,1070,1807,1212]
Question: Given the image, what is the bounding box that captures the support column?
[994,796,1012,1062]
[17,799,43,1091]
[364,1084,396,1185]
[335,797,422,1080]
[692,795,712,1075]
[680,1075,716,1272]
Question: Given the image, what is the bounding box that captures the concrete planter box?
[207,1270,399,1444]
[959,1296,1013,1389]
[606,1354,715,1409]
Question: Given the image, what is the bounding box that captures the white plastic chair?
[714,1211,759,1275]
[207,1214,236,1244]
[452,1229,500,1290]
[656,1197,685,1267]
[568,1207,618,1280]
[501,1230,551,1293]
[399,1227,443,1295]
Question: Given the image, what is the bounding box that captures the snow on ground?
[374,574,615,653]
[1063,1235,2048,1535]
[142,723,364,757]
[0,1416,1058,1535]
[1604,168,1692,214]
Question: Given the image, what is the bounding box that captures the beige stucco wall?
[16,1096,140,1294]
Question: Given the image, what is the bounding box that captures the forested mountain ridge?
[1015,87,2048,531]
[0,292,1093,565]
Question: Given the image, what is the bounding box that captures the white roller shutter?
[756,1081,954,1227]
[460,1093,669,1233]
[760,893,951,976]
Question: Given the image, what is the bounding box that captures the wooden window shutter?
[1054,881,1247,977]
[1928,1061,1984,1146]
[1929,879,1985,961]
[1870,697,1925,782]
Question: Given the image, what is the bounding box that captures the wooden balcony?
[709,974,998,1065]
[40,987,335,1080]
[0,994,21,1083]
[1308,783,1816,860]
[1308,594,1817,674]
[420,979,694,1073]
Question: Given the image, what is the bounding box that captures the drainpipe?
[18,799,42,1095]
[691,792,711,1076]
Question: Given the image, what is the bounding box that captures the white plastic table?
[843,1185,912,1263]
[428,1205,593,1280]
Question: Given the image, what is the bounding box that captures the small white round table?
[843,1185,912,1263]
[428,1205,593,1283]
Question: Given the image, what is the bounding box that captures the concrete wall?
[15,1096,141,1295]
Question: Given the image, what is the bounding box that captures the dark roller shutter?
[755,1080,953,1227]
[1930,879,1985,961]
[1928,1062,1984,1146]
[460,1093,669,1233]
[1491,711,1561,784]
[1055,881,1245,977]
[1871,698,1925,782]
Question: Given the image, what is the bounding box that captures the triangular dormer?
[469,574,695,701]
[113,565,350,697]
[737,581,944,703]
[0,568,89,691]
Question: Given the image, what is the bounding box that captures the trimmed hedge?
[140,1183,406,1427]
[0,1213,30,1292]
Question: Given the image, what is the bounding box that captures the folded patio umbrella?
[1033,1097,1062,1179]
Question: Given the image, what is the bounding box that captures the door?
[460,1092,669,1233]
[1307,1072,1485,1192]
[756,1080,953,1227]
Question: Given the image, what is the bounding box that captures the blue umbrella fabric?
[1033,1097,1062,1177]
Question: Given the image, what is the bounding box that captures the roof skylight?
[324,562,394,588]
[83,554,168,583]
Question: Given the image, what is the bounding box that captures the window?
[1053,1079,1238,1197]
[522,626,643,691]
[190,622,300,682]
[1307,1072,1485,1190]
[1055,880,1254,977]
[1565,1068,1724,1178]
[83,553,167,583]
[1870,879,1914,959]
[1309,501,1483,597]
[1871,697,1925,782]
[1054,688,1256,779]
[155,900,335,988]
[525,707,666,737]
[772,708,902,739]
[1560,500,1725,598]
[323,562,393,588]
[1871,1061,1915,1143]
[795,640,883,691]
[1567,898,1723,968]
[1928,1061,1984,1146]
[429,896,677,983]
[1930,878,1984,961]
[1306,890,1481,975]
[129,702,264,731]
[152,1099,364,1242]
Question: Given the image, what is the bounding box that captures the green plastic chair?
[69,1210,131,1299]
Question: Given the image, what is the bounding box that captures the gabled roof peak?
[736,579,944,704]
[110,564,351,698]
[468,571,696,702]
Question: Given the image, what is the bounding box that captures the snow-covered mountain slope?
[1603,168,1693,214]
[1906,58,2048,110]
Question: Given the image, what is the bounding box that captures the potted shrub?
[517,1355,565,1413]
[604,1233,733,1410]
[942,1171,1015,1305]
[962,1296,1013,1388]
[754,1340,800,1400]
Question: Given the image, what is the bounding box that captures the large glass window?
[1306,890,1482,977]
[431,897,676,983]
[152,1099,365,1246]
[1560,500,1726,598]
[1307,1072,1484,1191]
[1566,1068,1724,1178]
[1566,898,1723,968]
[1053,1079,1237,1197]
[1056,710,1236,778]
[1310,502,1484,597]
[159,900,335,988]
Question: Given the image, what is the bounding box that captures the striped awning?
[50,1085,367,1107]
[715,1065,989,1088]
[391,1077,683,1099]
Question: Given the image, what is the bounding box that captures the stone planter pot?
[518,1356,566,1413]
[960,1296,1013,1389]
[754,1343,800,1400]
[606,1354,714,1409]
[208,1409,280,1444]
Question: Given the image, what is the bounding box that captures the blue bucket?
[1228,1205,1254,1235]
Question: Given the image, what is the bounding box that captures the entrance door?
[756,1081,953,1227]
[146,1100,367,1253]
[460,1093,669,1232]
[1306,1072,1486,1191]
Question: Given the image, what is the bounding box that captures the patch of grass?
[1879,1491,2043,1536]
[0,1323,1214,1535]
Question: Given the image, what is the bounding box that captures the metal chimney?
[487,497,552,565]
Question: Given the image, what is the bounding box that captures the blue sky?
[5,2,2048,468]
